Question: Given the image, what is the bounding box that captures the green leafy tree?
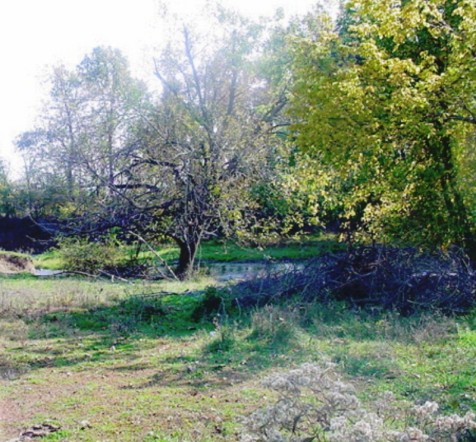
[0,160,16,217]
[289,0,476,257]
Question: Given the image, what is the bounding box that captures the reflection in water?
[205,261,304,282]
[34,269,64,276]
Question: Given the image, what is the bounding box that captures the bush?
[192,287,230,322]
[57,237,120,274]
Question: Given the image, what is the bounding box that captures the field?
[1,270,475,441]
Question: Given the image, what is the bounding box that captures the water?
[34,269,64,276]
[34,260,305,281]
[205,261,303,282]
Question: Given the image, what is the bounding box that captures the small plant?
[192,286,228,321]
[249,305,298,347]
[205,315,236,353]
[240,362,476,442]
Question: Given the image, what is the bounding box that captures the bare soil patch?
[0,253,35,274]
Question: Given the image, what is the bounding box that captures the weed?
[192,286,230,322]
[248,305,299,347]
[205,319,237,354]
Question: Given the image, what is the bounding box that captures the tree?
[117,15,285,278]
[0,160,15,217]
[17,47,150,219]
[289,0,476,257]
[17,14,288,279]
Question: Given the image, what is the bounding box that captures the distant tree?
[289,0,476,258]
[16,47,150,219]
[0,160,15,217]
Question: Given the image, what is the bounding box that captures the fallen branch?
[127,231,179,280]
[231,246,476,313]
[34,269,132,283]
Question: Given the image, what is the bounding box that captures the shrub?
[56,237,120,274]
[192,287,228,322]
[240,362,476,442]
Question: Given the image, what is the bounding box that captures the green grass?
[33,249,68,270]
[0,275,474,441]
[0,250,32,259]
[33,234,344,270]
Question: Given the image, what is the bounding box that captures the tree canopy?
[289,0,476,257]
[17,12,291,278]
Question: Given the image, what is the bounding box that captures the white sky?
[0,0,323,179]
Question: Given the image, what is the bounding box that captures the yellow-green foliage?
[289,0,476,252]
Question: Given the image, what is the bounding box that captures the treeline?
[2,0,475,277]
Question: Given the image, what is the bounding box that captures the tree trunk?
[175,238,199,280]
[436,135,476,262]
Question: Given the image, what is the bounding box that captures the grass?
[33,249,67,270]
[0,250,32,259]
[0,275,475,441]
[33,233,344,270]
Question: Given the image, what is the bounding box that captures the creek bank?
[0,252,36,274]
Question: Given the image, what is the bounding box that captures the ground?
[0,272,475,441]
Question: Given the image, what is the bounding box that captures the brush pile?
[231,246,476,314]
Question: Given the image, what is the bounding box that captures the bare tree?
[116,19,283,278]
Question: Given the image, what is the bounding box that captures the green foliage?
[248,151,341,239]
[56,237,120,274]
[0,160,16,217]
[289,0,476,254]
[191,286,228,322]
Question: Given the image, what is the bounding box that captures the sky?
[0,0,324,179]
